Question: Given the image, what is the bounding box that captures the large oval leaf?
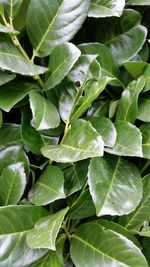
[27,0,90,58]
[71,221,148,267]
[140,123,150,159]
[0,162,26,205]
[88,155,143,216]
[0,124,21,148]
[126,0,150,5]
[41,119,104,163]
[2,0,23,19]
[28,165,65,205]
[138,96,150,122]
[0,72,16,86]
[89,0,125,18]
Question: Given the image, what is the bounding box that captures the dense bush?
[0,0,150,266]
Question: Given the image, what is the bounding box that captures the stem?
[60,122,71,144]
[140,160,150,175]
[12,35,30,61]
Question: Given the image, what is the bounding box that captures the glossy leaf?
[92,9,147,65]
[0,35,48,76]
[71,221,148,267]
[0,124,21,147]
[143,65,150,92]
[138,95,150,122]
[29,165,65,205]
[123,61,147,78]
[27,0,90,57]
[27,208,68,250]
[41,119,104,163]
[2,0,23,19]
[106,120,143,157]
[0,162,26,205]
[120,174,150,232]
[0,23,19,34]
[29,91,60,130]
[89,0,125,18]
[126,0,150,5]
[140,123,150,159]
[0,82,38,112]
[0,72,16,86]
[45,43,81,90]
[0,205,48,267]
[87,116,117,147]
[88,155,142,216]
[116,76,145,123]
[79,43,123,86]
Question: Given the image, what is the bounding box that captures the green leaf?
[138,226,150,237]
[29,165,65,205]
[88,155,142,216]
[45,43,81,90]
[106,120,143,157]
[0,123,21,148]
[87,116,117,147]
[0,35,48,76]
[68,189,96,219]
[67,54,101,86]
[0,72,16,86]
[0,145,29,177]
[0,110,2,128]
[138,95,150,122]
[41,119,104,163]
[71,77,113,121]
[140,123,150,159]
[0,162,26,205]
[30,234,66,267]
[92,9,147,65]
[120,174,150,232]
[0,205,48,267]
[21,109,45,155]
[123,61,147,78]
[2,0,23,19]
[116,76,145,123]
[71,221,148,267]
[0,22,19,34]
[89,0,125,18]
[0,82,38,112]
[26,208,68,250]
[79,43,123,86]
[64,160,89,196]
[29,91,60,130]
[27,0,90,58]
[126,0,150,5]
[143,65,150,92]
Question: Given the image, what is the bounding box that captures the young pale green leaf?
[89,0,125,18]
[29,165,65,205]
[2,0,23,19]
[67,54,101,86]
[26,208,68,250]
[140,123,150,159]
[45,43,81,90]
[0,22,19,34]
[68,189,96,219]
[126,0,150,5]
[0,82,38,112]
[92,9,147,65]
[29,91,60,130]
[106,120,143,157]
[88,155,142,216]
[64,160,89,196]
[120,174,150,232]
[71,221,148,267]
[30,234,66,267]
[0,162,26,205]
[116,76,145,123]
[87,116,117,147]
[138,96,150,122]
[79,43,123,86]
[41,119,104,163]
[138,226,150,237]
[0,124,21,148]
[0,35,48,76]
[0,72,16,86]
[123,61,147,78]
[27,0,90,58]
[71,77,113,121]
[0,205,48,267]
[0,145,29,177]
